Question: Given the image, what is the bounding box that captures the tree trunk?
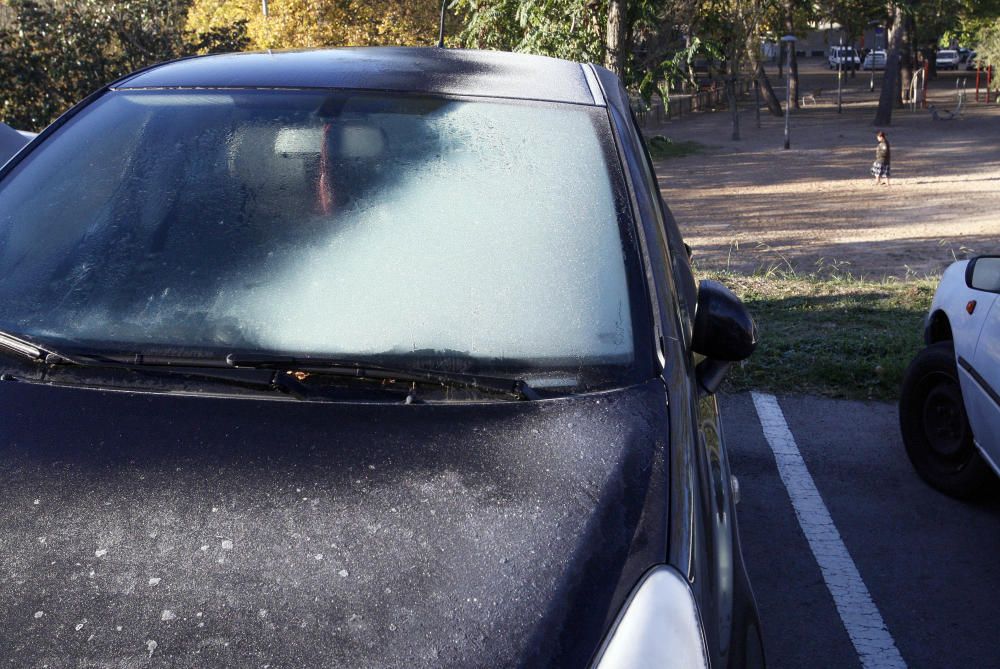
[605,0,627,77]
[751,57,783,116]
[874,3,905,126]
[899,13,914,106]
[925,45,938,79]
[727,74,740,140]
[847,31,857,78]
[783,0,799,109]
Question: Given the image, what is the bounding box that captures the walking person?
[871,131,891,186]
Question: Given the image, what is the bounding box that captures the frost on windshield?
[0,91,634,368]
[219,102,633,362]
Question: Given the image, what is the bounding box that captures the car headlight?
[592,565,710,669]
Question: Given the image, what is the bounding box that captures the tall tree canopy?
[4,0,999,131]
[0,0,211,130]
[974,17,1000,68]
[184,0,443,50]
[872,0,1000,125]
[453,0,607,63]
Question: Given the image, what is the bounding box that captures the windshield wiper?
[0,346,279,396]
[0,330,88,365]
[224,353,541,401]
[0,339,540,402]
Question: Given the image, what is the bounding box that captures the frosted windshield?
[0,90,637,375]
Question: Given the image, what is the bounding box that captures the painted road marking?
[751,392,906,669]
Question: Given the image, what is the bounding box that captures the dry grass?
[707,269,935,400]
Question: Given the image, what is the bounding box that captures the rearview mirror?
[691,280,757,396]
[691,280,757,361]
[965,256,1000,294]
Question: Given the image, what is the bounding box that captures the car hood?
[0,377,669,667]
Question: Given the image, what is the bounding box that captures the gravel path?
[650,60,1000,278]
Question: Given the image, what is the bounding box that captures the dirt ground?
[648,59,1000,279]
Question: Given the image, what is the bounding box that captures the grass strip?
[646,136,705,160]
[705,270,937,401]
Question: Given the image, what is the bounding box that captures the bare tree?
[874,2,905,125]
[721,0,776,139]
[783,0,800,108]
[899,11,915,105]
[605,0,628,76]
[751,57,784,115]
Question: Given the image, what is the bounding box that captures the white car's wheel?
[900,341,994,498]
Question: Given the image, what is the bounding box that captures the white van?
[828,46,860,69]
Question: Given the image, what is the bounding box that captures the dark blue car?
[0,47,762,667]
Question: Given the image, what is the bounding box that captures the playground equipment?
[929,78,968,121]
[974,65,994,103]
[801,88,822,106]
[907,67,925,111]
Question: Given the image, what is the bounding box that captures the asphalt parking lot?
[723,392,1000,669]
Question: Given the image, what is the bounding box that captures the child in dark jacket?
[871,131,891,186]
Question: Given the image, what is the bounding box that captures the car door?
[964,295,1000,467]
[604,71,746,663]
[595,67,712,649]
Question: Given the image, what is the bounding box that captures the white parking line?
[751,392,906,669]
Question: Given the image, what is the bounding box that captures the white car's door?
[961,258,1000,469]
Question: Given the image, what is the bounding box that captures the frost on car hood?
[0,377,669,667]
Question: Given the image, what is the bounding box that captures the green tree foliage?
[456,0,764,87]
[453,0,608,64]
[974,17,1000,68]
[5,0,999,132]
[190,18,251,53]
[866,0,1000,125]
[0,0,247,131]
[816,0,884,45]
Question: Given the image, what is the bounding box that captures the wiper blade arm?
[0,330,88,365]
[0,343,540,402]
[225,353,540,401]
[26,349,284,396]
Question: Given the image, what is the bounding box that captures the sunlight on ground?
[650,63,1000,279]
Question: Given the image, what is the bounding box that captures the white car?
[900,256,1000,497]
[862,50,887,70]
[936,49,961,70]
[828,46,860,69]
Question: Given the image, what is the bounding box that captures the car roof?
[115,47,603,106]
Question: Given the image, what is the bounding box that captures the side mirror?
[965,256,1000,294]
[691,280,757,396]
[692,280,757,361]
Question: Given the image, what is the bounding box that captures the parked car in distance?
[863,50,887,70]
[900,256,1000,498]
[936,49,961,70]
[958,47,972,63]
[966,50,979,70]
[828,46,860,69]
[0,48,764,667]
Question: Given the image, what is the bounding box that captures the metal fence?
[631,79,754,125]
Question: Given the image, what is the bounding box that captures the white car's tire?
[900,341,994,498]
